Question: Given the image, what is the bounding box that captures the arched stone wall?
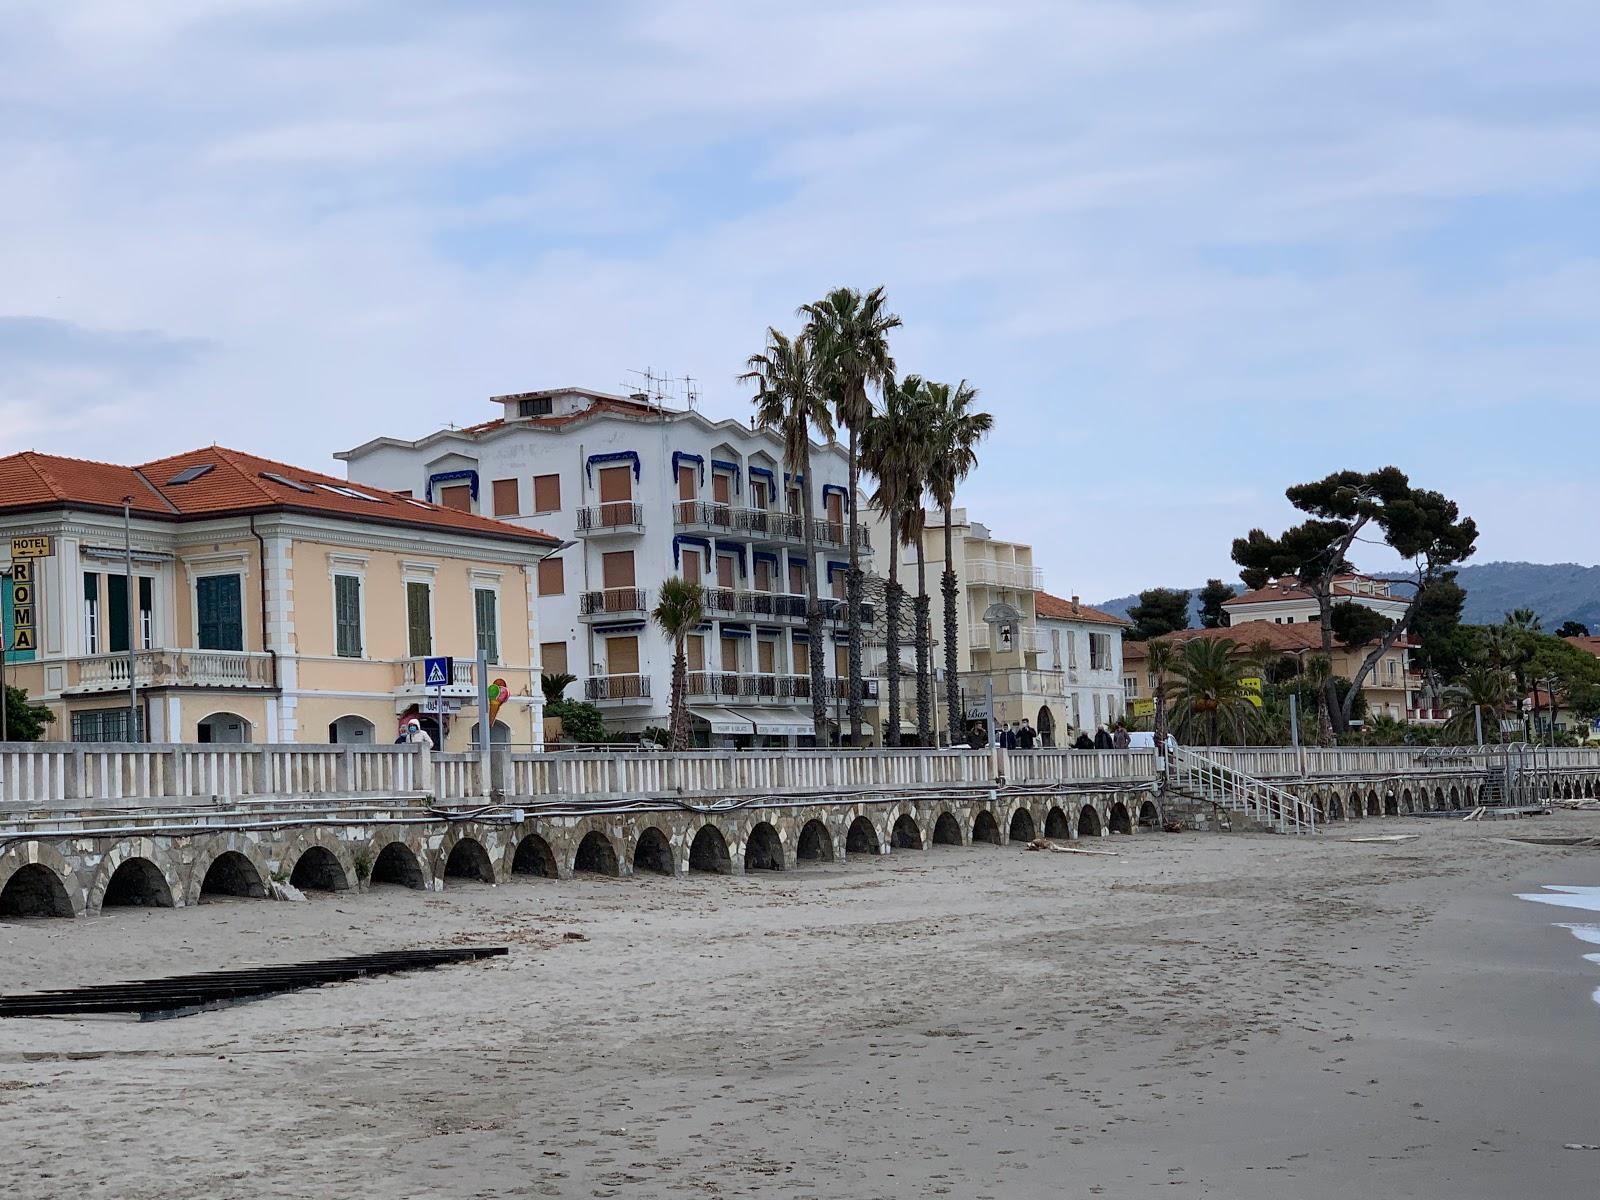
[0,842,84,917]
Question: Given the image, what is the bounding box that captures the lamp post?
[123,498,139,742]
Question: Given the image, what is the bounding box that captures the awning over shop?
[753,713,812,737]
[693,707,756,736]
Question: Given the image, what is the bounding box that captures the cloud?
[1,1,1598,597]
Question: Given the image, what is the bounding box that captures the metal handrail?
[1168,745,1317,834]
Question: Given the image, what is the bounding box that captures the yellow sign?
[5,558,38,660]
[1241,676,1263,708]
[1132,697,1155,718]
[10,535,54,559]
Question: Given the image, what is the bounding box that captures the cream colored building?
[0,446,559,749]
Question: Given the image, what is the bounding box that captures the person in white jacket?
[399,718,435,750]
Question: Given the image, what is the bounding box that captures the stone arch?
[1365,789,1381,818]
[1384,792,1399,816]
[632,826,675,876]
[1348,790,1364,819]
[933,810,965,846]
[795,818,835,864]
[370,841,428,890]
[102,856,177,910]
[846,815,881,855]
[185,834,272,905]
[1138,799,1161,829]
[1077,804,1103,838]
[891,813,924,850]
[744,822,784,872]
[972,810,1002,846]
[290,846,351,892]
[1008,807,1037,843]
[1433,786,1447,810]
[0,862,74,919]
[1327,793,1345,820]
[0,844,81,918]
[1448,785,1460,808]
[1109,801,1133,835]
[197,710,252,744]
[329,714,376,744]
[511,832,559,879]
[574,830,620,876]
[442,836,496,884]
[87,843,181,914]
[690,824,735,873]
[198,850,267,901]
[1044,806,1071,839]
[1400,788,1413,813]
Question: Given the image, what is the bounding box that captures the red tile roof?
[0,447,560,547]
[1035,591,1128,626]
[1226,574,1400,607]
[1157,619,1410,653]
[1564,636,1600,659]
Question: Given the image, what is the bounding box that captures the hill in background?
[1094,562,1600,632]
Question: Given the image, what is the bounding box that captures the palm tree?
[1445,665,1513,744]
[1166,637,1258,746]
[741,328,835,742]
[904,500,934,743]
[861,374,928,747]
[1145,640,1174,750]
[800,286,900,747]
[924,380,993,739]
[1304,653,1335,746]
[651,576,704,750]
[540,672,576,704]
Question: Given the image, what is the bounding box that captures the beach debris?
[270,881,306,903]
[1562,1144,1600,1151]
[1162,821,1185,833]
[1348,835,1420,844]
[1462,807,1487,822]
[562,931,590,942]
[1025,838,1051,851]
[1047,844,1118,857]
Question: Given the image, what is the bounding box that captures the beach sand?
[4,812,1600,1199]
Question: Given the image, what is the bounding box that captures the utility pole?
[123,498,139,742]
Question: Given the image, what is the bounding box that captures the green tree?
[924,379,993,740]
[862,374,932,746]
[1127,587,1190,641]
[540,672,576,703]
[1166,637,1259,746]
[651,576,704,751]
[1146,640,1174,749]
[2,685,54,741]
[1331,602,1391,650]
[1557,620,1591,639]
[742,328,835,742]
[546,698,606,744]
[1231,468,1477,732]
[1443,664,1513,743]
[801,286,901,747]
[1504,607,1542,632]
[1197,579,1234,628]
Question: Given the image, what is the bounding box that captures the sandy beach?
[4,812,1599,1199]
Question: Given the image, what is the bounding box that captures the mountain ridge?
[1093,561,1600,632]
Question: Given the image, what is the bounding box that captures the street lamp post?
[123,498,139,742]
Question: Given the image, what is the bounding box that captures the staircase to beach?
[1164,745,1318,835]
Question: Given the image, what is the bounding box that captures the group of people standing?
[968,719,1131,751]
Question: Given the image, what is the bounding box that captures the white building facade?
[339,388,870,744]
[1032,593,1128,737]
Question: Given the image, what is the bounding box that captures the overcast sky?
[4,1,1598,599]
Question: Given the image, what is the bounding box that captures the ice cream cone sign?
[487,678,509,725]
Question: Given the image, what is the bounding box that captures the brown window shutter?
[758,640,776,674]
[492,478,519,516]
[721,637,739,671]
[607,635,640,675]
[598,466,632,503]
[793,641,809,674]
[439,484,472,512]
[717,556,735,588]
[677,465,696,500]
[712,473,731,505]
[532,474,561,512]
[789,561,805,594]
[602,551,636,589]
[540,641,568,676]
[537,557,564,596]
[687,635,705,672]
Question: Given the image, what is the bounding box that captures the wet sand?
[4,812,1600,1199]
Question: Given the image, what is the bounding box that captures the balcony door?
[716,554,736,589]
[677,464,697,501]
[682,548,702,585]
[196,574,244,652]
[754,558,774,592]
[826,490,845,527]
[712,472,732,506]
[602,551,636,612]
[598,465,633,526]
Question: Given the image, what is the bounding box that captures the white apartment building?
[339,388,871,744]
[1222,573,1412,627]
[1033,592,1128,737]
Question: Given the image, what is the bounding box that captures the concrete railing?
[1195,746,1600,777]
[0,742,427,808]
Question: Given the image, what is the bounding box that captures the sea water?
[1516,885,1600,1009]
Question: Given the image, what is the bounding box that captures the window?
[602,551,636,590]
[519,396,554,417]
[196,574,244,652]
[438,484,472,513]
[1124,677,1138,698]
[533,474,561,513]
[167,464,215,485]
[537,557,564,596]
[315,483,382,502]
[474,587,499,665]
[1066,631,1078,669]
[83,573,100,654]
[1093,693,1103,727]
[334,574,363,658]
[541,641,569,677]
[1089,633,1110,671]
[138,577,153,650]
[677,465,697,501]
[108,574,129,654]
[492,478,519,517]
[406,580,432,657]
[259,471,314,493]
[712,472,732,505]
[751,479,769,509]
[72,708,143,742]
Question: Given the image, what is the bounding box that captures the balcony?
[63,649,276,696]
[738,507,804,543]
[687,671,743,703]
[967,560,1043,591]
[674,499,739,536]
[585,674,652,704]
[580,587,649,619]
[577,502,645,536]
[397,656,477,698]
[738,590,808,621]
[820,598,876,626]
[957,668,1067,700]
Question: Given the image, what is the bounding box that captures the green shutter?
[474,588,498,665]
[335,575,362,658]
[197,575,244,651]
[406,581,432,657]
[138,576,153,649]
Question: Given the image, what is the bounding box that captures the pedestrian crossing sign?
[424,656,453,687]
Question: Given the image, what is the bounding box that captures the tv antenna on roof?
[623,368,697,413]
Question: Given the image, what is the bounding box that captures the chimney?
[1070,595,1079,613]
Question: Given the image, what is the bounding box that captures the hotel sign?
[10,535,54,560]
[6,559,37,655]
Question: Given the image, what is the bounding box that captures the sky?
[3,1,1598,600]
